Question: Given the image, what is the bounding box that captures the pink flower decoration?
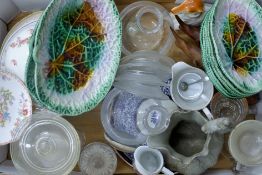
[23,109,28,116]
[10,43,17,48]
[11,59,17,66]
[0,113,3,122]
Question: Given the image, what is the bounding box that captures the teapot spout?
[201,117,234,135]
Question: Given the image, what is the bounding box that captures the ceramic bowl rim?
[228,120,262,166]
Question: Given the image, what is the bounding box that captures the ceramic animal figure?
[171,0,204,15]
[171,2,212,29]
[201,117,234,134]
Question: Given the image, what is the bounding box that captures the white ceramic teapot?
[170,62,214,120]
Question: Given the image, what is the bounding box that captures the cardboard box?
[0,145,8,164]
[0,1,50,174]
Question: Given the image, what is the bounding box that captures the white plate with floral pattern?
[0,71,32,145]
[0,11,42,82]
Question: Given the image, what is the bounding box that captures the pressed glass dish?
[79,142,117,175]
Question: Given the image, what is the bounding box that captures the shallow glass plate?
[10,111,80,175]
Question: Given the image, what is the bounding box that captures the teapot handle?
[162,167,176,175]
[202,107,214,120]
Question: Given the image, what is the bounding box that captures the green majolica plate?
[206,10,255,98]
[27,0,122,115]
[25,13,44,104]
[202,9,249,98]
[211,0,262,93]
[201,8,234,97]
[204,10,254,98]
[201,0,262,98]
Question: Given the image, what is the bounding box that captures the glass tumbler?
[210,92,248,126]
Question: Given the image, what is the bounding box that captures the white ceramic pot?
[134,146,174,175]
[147,111,224,175]
[170,62,214,120]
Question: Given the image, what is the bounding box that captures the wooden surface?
[66,105,137,174]
[6,1,243,174]
[67,0,234,173]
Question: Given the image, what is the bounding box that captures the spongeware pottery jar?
[120,1,176,57]
[147,111,224,175]
[10,111,81,175]
[101,88,147,147]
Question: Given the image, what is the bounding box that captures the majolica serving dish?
[26,0,122,115]
[201,0,262,98]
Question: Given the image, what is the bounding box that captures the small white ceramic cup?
[134,146,175,175]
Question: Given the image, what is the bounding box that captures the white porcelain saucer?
[0,71,32,145]
[0,11,42,82]
[137,99,178,135]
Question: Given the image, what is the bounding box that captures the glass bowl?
[10,111,81,175]
[229,120,262,166]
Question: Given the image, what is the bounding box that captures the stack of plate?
[0,12,42,82]
[201,0,262,98]
[24,0,122,115]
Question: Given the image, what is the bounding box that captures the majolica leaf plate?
[203,8,254,98]
[201,7,236,97]
[201,0,262,98]
[0,12,42,82]
[0,71,32,145]
[30,0,122,115]
[212,0,262,93]
[25,18,43,104]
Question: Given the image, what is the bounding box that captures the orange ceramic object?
[171,0,204,15]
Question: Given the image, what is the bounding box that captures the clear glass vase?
[121,1,175,57]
